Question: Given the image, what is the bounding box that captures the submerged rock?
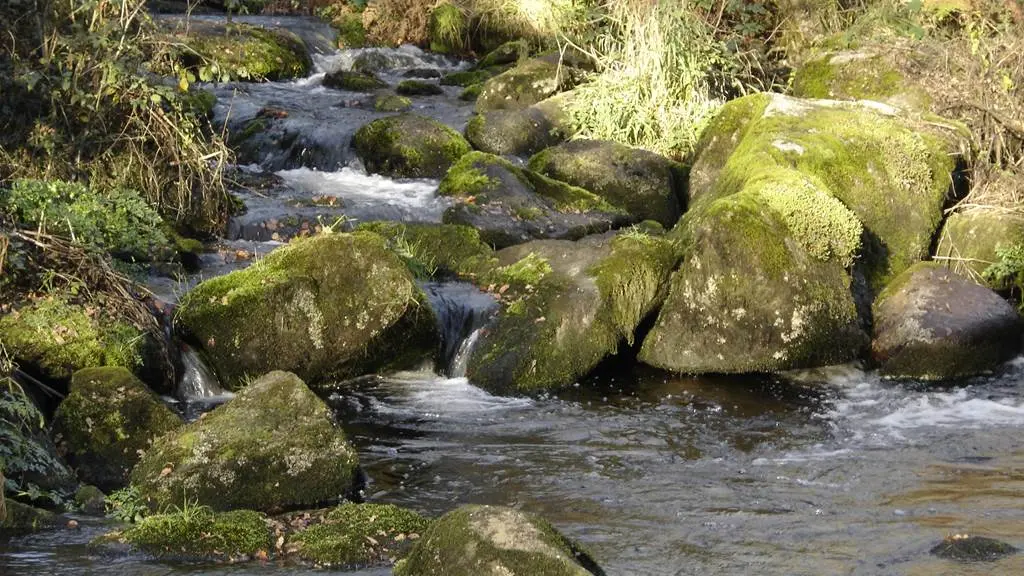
[640,93,963,374]
[55,367,182,492]
[439,152,629,249]
[394,505,603,576]
[130,371,359,513]
[288,503,430,568]
[98,508,271,562]
[930,534,1018,562]
[528,139,686,228]
[872,262,1022,380]
[352,114,471,179]
[475,58,585,112]
[465,92,575,157]
[176,232,435,390]
[468,231,679,394]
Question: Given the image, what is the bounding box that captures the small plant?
[105,486,150,523]
[983,243,1024,307]
[390,233,439,279]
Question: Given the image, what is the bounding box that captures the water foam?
[276,167,448,222]
[370,371,534,419]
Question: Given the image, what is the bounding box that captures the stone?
[475,58,585,112]
[930,534,1018,562]
[465,92,575,157]
[323,69,388,92]
[352,114,471,178]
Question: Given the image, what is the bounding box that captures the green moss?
[441,70,492,87]
[234,118,268,143]
[522,170,623,215]
[477,39,532,69]
[290,503,430,567]
[55,367,181,491]
[119,507,270,560]
[374,94,413,112]
[323,70,388,91]
[459,83,483,101]
[0,297,143,380]
[428,2,467,55]
[791,52,931,108]
[437,150,500,198]
[333,11,367,48]
[396,80,444,96]
[1,500,58,534]
[353,115,471,178]
[488,253,553,287]
[157,24,311,82]
[357,222,495,278]
[937,209,1024,287]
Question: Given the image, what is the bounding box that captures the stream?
[3,14,1024,576]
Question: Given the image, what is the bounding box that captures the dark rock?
[396,80,444,96]
[465,92,574,157]
[403,67,442,78]
[930,534,1018,562]
[323,70,387,92]
[352,114,471,178]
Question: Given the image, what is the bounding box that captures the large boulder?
[176,232,436,390]
[356,222,495,278]
[528,139,686,228]
[54,367,182,492]
[394,505,604,576]
[439,152,629,249]
[467,231,679,394]
[130,371,359,513]
[871,263,1022,380]
[475,58,585,112]
[352,114,471,179]
[640,93,963,374]
[790,49,932,110]
[466,92,575,157]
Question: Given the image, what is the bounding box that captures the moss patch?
[791,51,932,110]
[323,70,388,91]
[290,503,430,567]
[353,114,471,178]
[116,507,270,561]
[396,80,444,96]
[441,70,492,87]
[374,94,413,112]
[475,58,584,113]
[357,221,495,278]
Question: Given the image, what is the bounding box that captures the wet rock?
[528,139,686,229]
[872,262,1022,380]
[403,68,442,79]
[465,92,574,157]
[54,367,182,492]
[396,79,444,96]
[176,232,436,389]
[460,83,483,101]
[374,93,413,112]
[640,93,964,374]
[0,500,60,534]
[74,485,107,515]
[323,69,388,92]
[476,58,586,112]
[287,503,430,568]
[352,114,471,178]
[130,371,359,513]
[441,69,493,87]
[394,505,604,576]
[439,152,630,249]
[930,534,1018,562]
[96,508,271,561]
[468,231,679,394]
[351,51,393,74]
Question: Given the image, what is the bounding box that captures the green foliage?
[429,3,467,54]
[389,233,440,279]
[489,253,552,287]
[3,180,170,261]
[983,244,1024,308]
[120,502,270,559]
[105,486,149,523]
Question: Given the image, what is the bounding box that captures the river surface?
[3,14,1024,576]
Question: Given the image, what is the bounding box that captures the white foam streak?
[374,371,534,418]
[276,167,448,221]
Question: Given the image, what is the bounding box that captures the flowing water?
[3,14,1024,576]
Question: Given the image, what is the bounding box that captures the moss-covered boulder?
[374,93,413,112]
[528,140,686,228]
[791,50,932,110]
[0,500,59,534]
[74,485,106,515]
[441,69,493,87]
[357,221,495,278]
[396,80,444,96]
[154,21,311,82]
[0,297,144,381]
[176,232,435,390]
[477,39,531,69]
[439,152,630,249]
[428,2,466,55]
[871,262,1022,380]
[394,505,603,576]
[323,69,388,91]
[467,231,679,394]
[930,535,1018,562]
[130,371,359,513]
[54,367,182,492]
[937,209,1024,288]
[100,508,271,562]
[476,58,585,113]
[288,503,430,567]
[352,114,471,179]
[465,92,575,157]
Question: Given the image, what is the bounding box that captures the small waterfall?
[420,282,497,377]
[178,344,228,400]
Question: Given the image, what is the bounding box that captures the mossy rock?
[103,508,271,561]
[323,69,388,91]
[465,92,574,157]
[468,231,679,394]
[790,50,932,110]
[0,297,144,381]
[0,500,59,534]
[288,503,430,567]
[130,371,359,513]
[357,221,495,278]
[936,209,1024,288]
[528,139,686,228]
[428,2,467,55]
[176,232,435,390]
[396,80,444,96]
[477,39,532,69]
[439,152,629,249]
[459,83,482,101]
[54,367,182,492]
[394,505,604,576]
[475,58,585,113]
[871,262,1022,380]
[930,535,1018,562]
[155,21,311,82]
[441,69,492,87]
[639,191,869,374]
[374,93,413,112]
[352,114,471,179]
[74,485,107,515]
